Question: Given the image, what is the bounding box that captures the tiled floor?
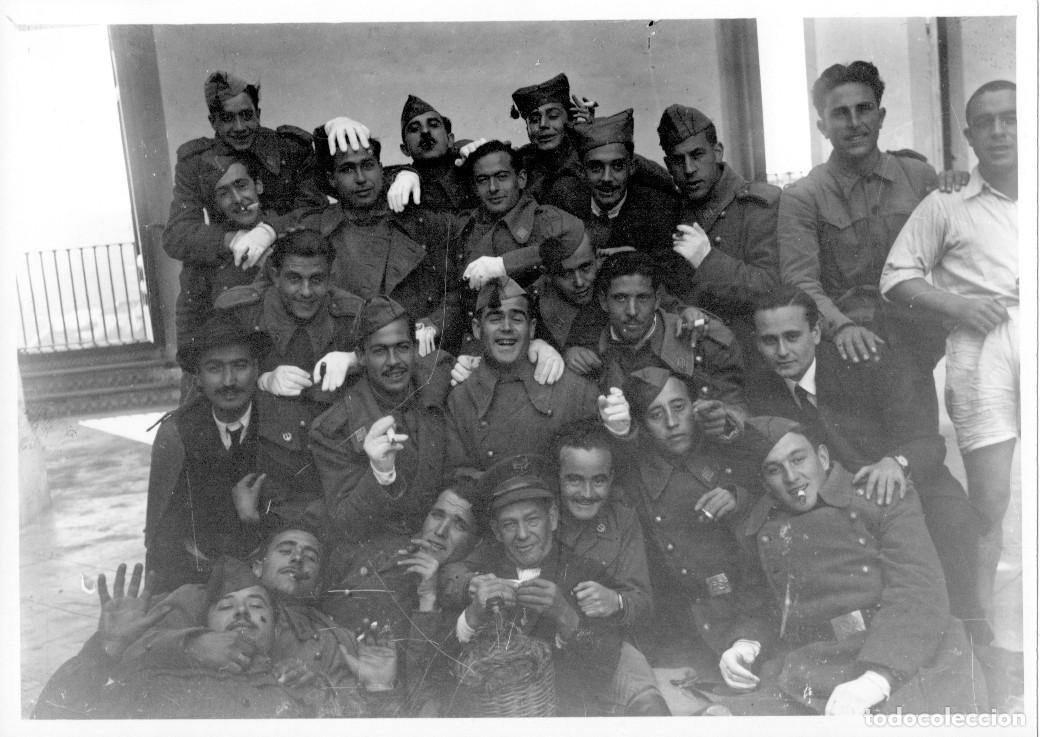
[17,372,1026,716]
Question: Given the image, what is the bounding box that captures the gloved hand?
[387,170,421,213]
[672,223,711,267]
[528,339,564,385]
[323,116,371,154]
[454,137,490,167]
[451,355,481,386]
[415,322,438,357]
[719,639,761,692]
[258,365,313,397]
[462,256,507,289]
[597,387,631,436]
[229,223,276,269]
[824,670,891,715]
[363,416,408,476]
[313,351,357,392]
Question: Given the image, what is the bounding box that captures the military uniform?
[305,203,466,354]
[163,125,325,267]
[598,308,746,411]
[444,358,599,475]
[529,274,606,352]
[675,163,780,353]
[309,353,454,542]
[615,436,772,655]
[738,463,984,714]
[411,155,479,212]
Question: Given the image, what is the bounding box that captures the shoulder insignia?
[328,288,365,318]
[887,148,929,163]
[213,284,264,311]
[277,125,314,147]
[176,137,214,160]
[738,180,781,207]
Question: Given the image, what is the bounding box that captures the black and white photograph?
[4,1,1035,734]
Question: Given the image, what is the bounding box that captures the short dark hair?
[439,477,489,536]
[752,285,820,331]
[316,137,383,175]
[550,419,614,468]
[965,80,1016,123]
[208,84,260,116]
[268,229,335,271]
[463,140,524,182]
[812,61,885,117]
[594,250,662,298]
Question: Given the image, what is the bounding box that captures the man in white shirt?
[880,80,1019,613]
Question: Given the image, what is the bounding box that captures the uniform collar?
[483,192,539,244]
[261,286,332,357]
[688,163,743,226]
[826,149,895,196]
[468,355,554,418]
[247,127,282,175]
[743,462,855,535]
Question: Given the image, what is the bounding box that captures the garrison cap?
[483,454,556,512]
[474,277,528,313]
[205,70,253,111]
[539,225,588,273]
[204,557,265,609]
[744,416,805,466]
[177,312,273,374]
[400,94,440,130]
[573,108,634,157]
[354,296,410,343]
[657,104,714,152]
[623,366,680,420]
[511,72,571,120]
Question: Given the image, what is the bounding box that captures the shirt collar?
[262,287,332,357]
[782,356,817,401]
[591,191,628,219]
[213,403,252,441]
[827,149,895,196]
[609,311,659,349]
[689,163,741,220]
[966,166,1015,202]
[743,462,855,535]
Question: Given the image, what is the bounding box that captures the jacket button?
[666,543,675,552]
[714,236,722,244]
[760,535,770,543]
[861,565,870,573]
[546,409,553,416]
[703,623,711,630]
[654,516,662,523]
[487,450,495,458]
[299,420,306,427]
[849,511,858,520]
[858,537,867,546]
[479,420,488,428]
[360,566,369,576]
[724,467,732,475]
[681,568,688,575]
[856,488,864,495]
[719,210,726,218]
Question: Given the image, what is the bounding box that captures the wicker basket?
[454,613,558,717]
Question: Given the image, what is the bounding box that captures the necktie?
[794,385,819,423]
[227,425,242,449]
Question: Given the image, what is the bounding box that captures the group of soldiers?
[32,58,1020,718]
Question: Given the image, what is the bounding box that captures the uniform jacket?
[444,358,599,474]
[412,155,479,212]
[162,125,326,267]
[598,309,746,411]
[309,354,454,541]
[529,274,606,352]
[306,203,465,353]
[742,464,980,713]
[778,150,938,338]
[558,497,653,630]
[676,164,781,343]
[616,436,772,654]
[459,193,585,289]
[175,258,261,348]
[746,342,950,487]
[144,397,264,592]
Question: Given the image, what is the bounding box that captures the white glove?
[229,223,276,269]
[313,351,357,392]
[462,256,507,289]
[824,670,891,715]
[387,170,421,213]
[528,339,564,385]
[451,355,481,386]
[257,365,313,397]
[363,416,408,476]
[597,387,631,436]
[454,137,489,167]
[569,94,599,123]
[672,223,711,267]
[415,323,437,357]
[323,116,371,154]
[719,639,761,692]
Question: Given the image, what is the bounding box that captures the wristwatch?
[890,454,910,478]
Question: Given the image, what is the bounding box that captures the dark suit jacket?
[746,343,948,485]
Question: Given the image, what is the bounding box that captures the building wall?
[151,20,732,174]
